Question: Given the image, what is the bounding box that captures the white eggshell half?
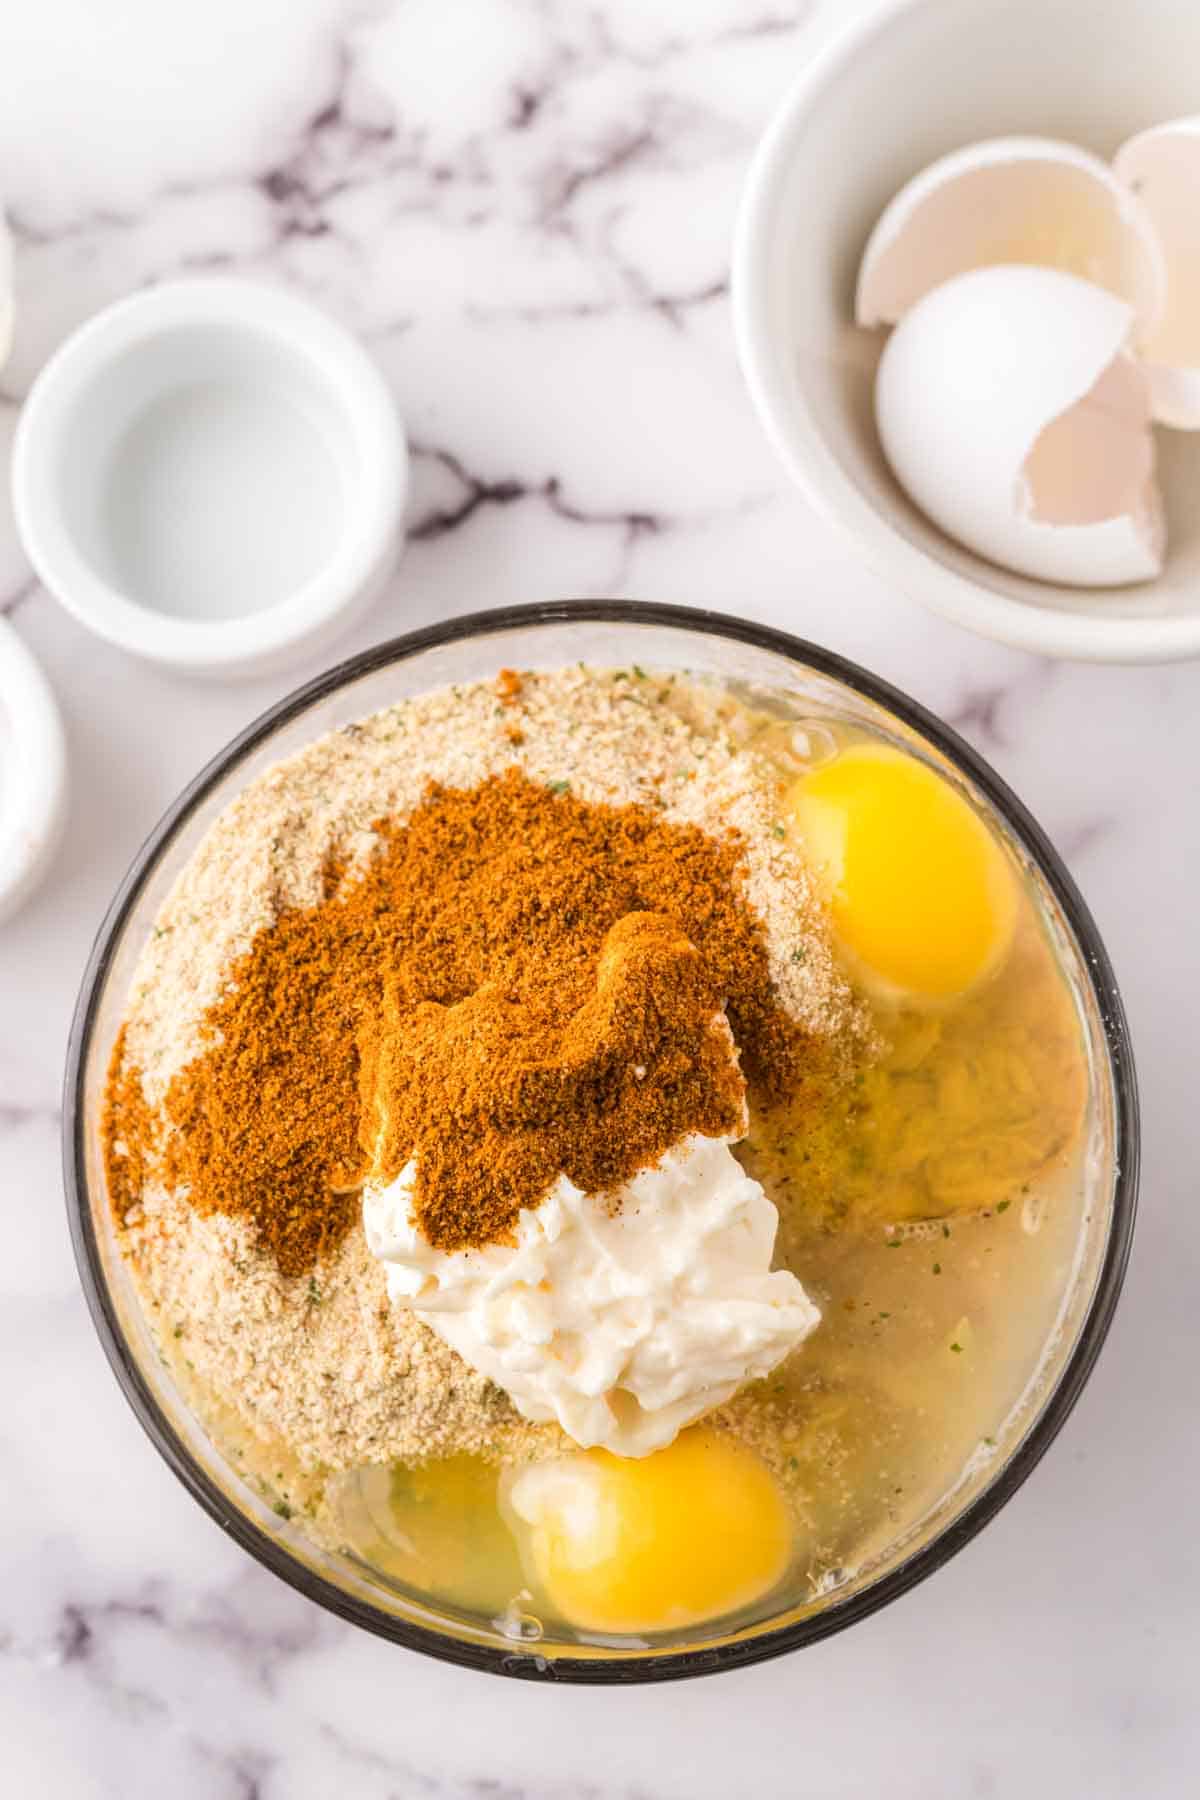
[875,266,1163,588]
[1114,117,1200,429]
[857,136,1165,336]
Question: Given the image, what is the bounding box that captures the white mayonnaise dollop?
[362,1133,819,1457]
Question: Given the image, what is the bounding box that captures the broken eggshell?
[874,265,1163,588]
[1114,117,1200,429]
[856,136,1166,336]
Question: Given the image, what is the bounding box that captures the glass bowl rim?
[63,598,1140,1684]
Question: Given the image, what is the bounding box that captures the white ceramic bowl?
[733,0,1200,663]
[0,617,67,924]
[12,280,407,677]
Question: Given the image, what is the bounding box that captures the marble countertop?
[1,1,1196,1794]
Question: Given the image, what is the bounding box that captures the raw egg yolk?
[789,744,1016,1003]
[505,1428,792,1635]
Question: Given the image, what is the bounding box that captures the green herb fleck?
[633,664,647,680]
[612,669,629,682]
[932,1262,942,1276]
[791,946,807,964]
[772,823,787,840]
[996,1199,1011,1214]
[172,1324,184,1339]
[949,1342,963,1354]
[548,779,571,795]
[273,1500,293,1520]
[787,1456,799,1473]
[307,1277,322,1306]
[886,1237,902,1249]
[942,1223,951,1239]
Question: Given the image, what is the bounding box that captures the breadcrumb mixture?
[113,666,858,1486]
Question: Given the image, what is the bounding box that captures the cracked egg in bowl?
[67,603,1135,1679]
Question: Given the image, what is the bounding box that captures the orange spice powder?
[105,769,809,1276]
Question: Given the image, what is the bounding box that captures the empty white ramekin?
[0,617,67,923]
[12,279,407,677]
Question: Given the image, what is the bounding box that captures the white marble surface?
[1,1,1197,1794]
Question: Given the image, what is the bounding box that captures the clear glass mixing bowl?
[64,601,1138,1682]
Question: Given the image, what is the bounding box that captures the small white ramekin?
[0,617,67,923]
[12,279,407,677]
[733,0,1200,664]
